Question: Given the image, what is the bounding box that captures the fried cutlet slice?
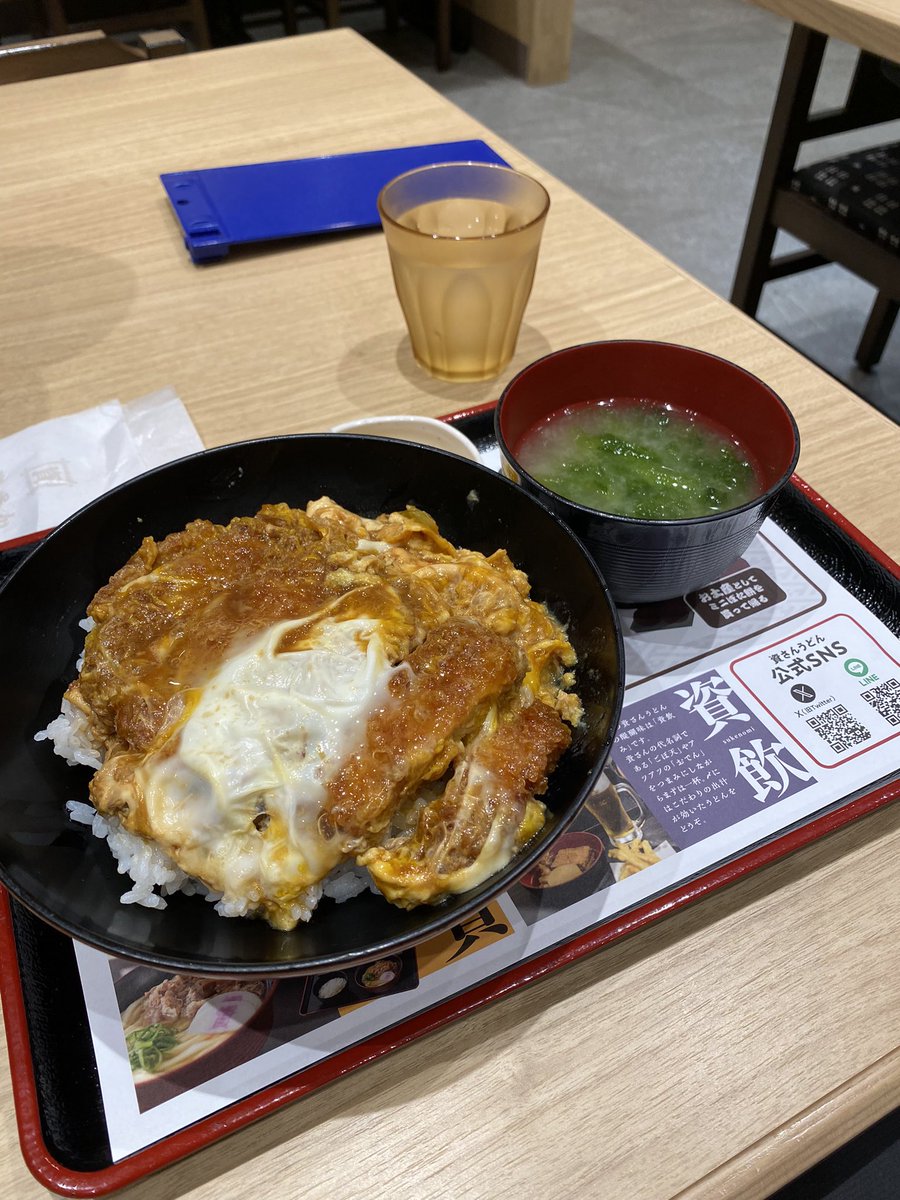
[72,504,346,752]
[359,699,571,906]
[323,619,524,842]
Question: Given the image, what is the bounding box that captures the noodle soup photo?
[114,967,277,1110]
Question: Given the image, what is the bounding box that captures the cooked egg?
[137,617,401,922]
[68,499,581,927]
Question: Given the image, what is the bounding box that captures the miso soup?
[517,398,759,520]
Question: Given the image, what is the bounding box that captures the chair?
[731,25,900,371]
[36,0,210,50]
[0,26,187,82]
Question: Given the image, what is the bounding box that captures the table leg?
[39,0,69,36]
[282,2,298,36]
[191,0,212,49]
[435,0,451,71]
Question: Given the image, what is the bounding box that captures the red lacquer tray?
[2,404,899,1195]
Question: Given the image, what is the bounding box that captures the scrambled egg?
[66,499,581,929]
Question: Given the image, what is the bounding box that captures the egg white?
[137,617,399,909]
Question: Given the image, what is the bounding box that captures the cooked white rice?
[65,800,201,910]
[34,699,102,771]
[38,699,378,922]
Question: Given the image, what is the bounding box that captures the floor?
[300,0,899,423]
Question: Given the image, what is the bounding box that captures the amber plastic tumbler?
[378,162,550,382]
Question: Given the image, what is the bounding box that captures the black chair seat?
[791,141,900,252]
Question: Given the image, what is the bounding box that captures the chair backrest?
[0,26,185,82]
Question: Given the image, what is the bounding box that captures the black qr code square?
[861,677,900,727]
[807,704,871,753]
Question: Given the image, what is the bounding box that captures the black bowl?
[0,435,623,977]
[496,341,801,606]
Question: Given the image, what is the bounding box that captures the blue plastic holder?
[160,140,510,264]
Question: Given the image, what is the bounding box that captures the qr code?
[807,704,871,753]
[861,677,900,727]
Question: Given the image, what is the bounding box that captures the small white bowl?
[330,414,482,463]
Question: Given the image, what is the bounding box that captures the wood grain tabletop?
[1,28,899,1200]
[747,0,900,62]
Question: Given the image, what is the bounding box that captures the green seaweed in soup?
[518,399,758,520]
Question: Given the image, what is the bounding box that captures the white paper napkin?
[0,387,204,543]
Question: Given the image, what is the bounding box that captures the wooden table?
[2,29,900,1200]
[749,0,900,65]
